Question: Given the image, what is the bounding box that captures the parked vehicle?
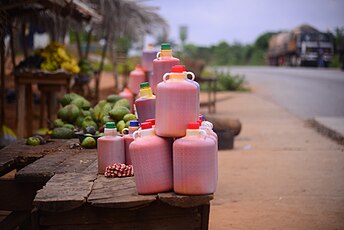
[267,24,334,67]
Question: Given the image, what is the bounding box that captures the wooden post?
[0,34,5,134]
[9,24,16,68]
[21,23,28,59]
[84,29,93,60]
[75,31,83,60]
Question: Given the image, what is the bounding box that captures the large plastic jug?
[135,82,156,124]
[151,43,180,94]
[119,87,134,113]
[155,65,199,137]
[128,64,146,95]
[122,120,140,165]
[97,122,125,174]
[173,122,217,195]
[129,122,173,194]
[142,43,158,72]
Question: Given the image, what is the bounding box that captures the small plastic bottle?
[135,82,156,123]
[173,122,217,195]
[119,87,134,113]
[129,122,173,194]
[142,43,158,72]
[122,120,140,165]
[128,64,146,95]
[97,122,125,174]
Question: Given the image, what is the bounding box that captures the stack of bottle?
[97,43,218,196]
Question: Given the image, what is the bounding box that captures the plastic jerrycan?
[128,64,146,95]
[129,122,173,194]
[122,120,140,165]
[173,122,217,195]
[155,65,200,137]
[142,43,158,72]
[97,122,125,174]
[119,87,134,113]
[151,43,180,94]
[135,82,156,124]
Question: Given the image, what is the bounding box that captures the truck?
[267,24,334,67]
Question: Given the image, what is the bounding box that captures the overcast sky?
[146,0,344,46]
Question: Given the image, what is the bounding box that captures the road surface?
[213,66,344,119]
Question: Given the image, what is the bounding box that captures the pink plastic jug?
[128,64,146,95]
[97,122,125,174]
[173,122,217,195]
[119,87,134,113]
[122,120,140,165]
[142,43,158,72]
[151,43,180,94]
[135,82,156,124]
[129,122,173,194]
[155,65,199,137]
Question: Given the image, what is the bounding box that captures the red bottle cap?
[172,65,186,73]
[145,119,155,126]
[141,122,152,130]
[187,122,200,129]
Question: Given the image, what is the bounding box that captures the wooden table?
[0,139,213,229]
[14,70,72,137]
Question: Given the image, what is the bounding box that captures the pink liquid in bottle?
[119,87,134,113]
[155,65,199,137]
[128,65,146,95]
[97,122,125,174]
[142,43,158,72]
[151,43,180,94]
[129,122,173,194]
[122,120,140,165]
[173,122,217,195]
[135,82,156,123]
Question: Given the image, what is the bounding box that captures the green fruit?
[109,106,130,121]
[123,113,137,122]
[106,94,122,103]
[60,93,81,106]
[101,115,115,126]
[63,123,74,130]
[116,120,126,133]
[57,104,81,123]
[26,137,41,146]
[125,120,130,128]
[71,97,91,110]
[81,137,96,149]
[53,118,64,128]
[82,110,91,117]
[82,116,98,133]
[51,127,75,139]
[75,116,85,127]
[92,100,108,122]
[114,98,130,110]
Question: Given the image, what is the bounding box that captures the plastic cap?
[161,43,171,50]
[140,82,150,89]
[172,65,186,73]
[187,122,200,129]
[136,64,142,69]
[199,114,204,121]
[129,120,140,127]
[106,121,116,128]
[145,119,155,126]
[140,122,152,130]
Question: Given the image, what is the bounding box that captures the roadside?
[207,91,344,229]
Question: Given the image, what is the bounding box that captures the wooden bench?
[0,139,213,229]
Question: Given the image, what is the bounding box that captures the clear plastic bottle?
[135,82,156,124]
[122,120,140,165]
[173,122,217,195]
[129,122,173,194]
[155,65,199,137]
[142,43,158,72]
[151,43,180,94]
[128,64,146,95]
[97,122,125,174]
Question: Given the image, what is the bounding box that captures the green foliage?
[200,70,248,92]
[329,54,341,68]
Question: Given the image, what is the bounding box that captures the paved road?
[213,66,344,119]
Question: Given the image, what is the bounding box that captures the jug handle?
[163,73,170,82]
[186,71,195,81]
[203,121,213,129]
[122,128,129,135]
[156,52,161,59]
[199,130,207,139]
[133,130,140,139]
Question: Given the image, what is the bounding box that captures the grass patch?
[200,70,249,92]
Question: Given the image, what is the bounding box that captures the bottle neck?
[160,49,172,58]
[140,128,155,138]
[128,126,139,134]
[185,129,202,137]
[104,128,117,136]
[169,73,186,81]
[139,87,155,98]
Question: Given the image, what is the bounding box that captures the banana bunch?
[37,42,80,74]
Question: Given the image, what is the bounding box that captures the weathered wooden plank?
[34,173,97,212]
[0,152,16,176]
[81,158,98,175]
[0,211,31,230]
[158,192,213,208]
[88,176,156,208]
[55,150,97,174]
[0,179,44,211]
[38,203,202,229]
